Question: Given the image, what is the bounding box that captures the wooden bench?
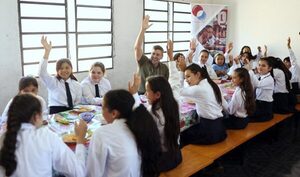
[160,107,298,177]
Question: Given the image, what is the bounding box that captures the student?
[129,72,182,172]
[86,89,161,177]
[212,53,229,77]
[1,76,48,125]
[197,49,218,79]
[81,62,111,105]
[179,64,227,147]
[0,94,87,177]
[248,57,274,122]
[134,15,169,94]
[284,37,300,94]
[271,57,294,113]
[224,68,255,129]
[39,36,82,114]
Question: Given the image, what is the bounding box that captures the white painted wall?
[210,0,300,59]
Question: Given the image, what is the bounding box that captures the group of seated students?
[0,15,299,177]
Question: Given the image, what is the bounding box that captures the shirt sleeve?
[289,48,299,67]
[1,99,12,125]
[137,55,148,67]
[168,61,182,101]
[81,82,102,105]
[86,131,108,177]
[51,132,86,177]
[227,89,240,115]
[74,82,83,106]
[38,58,57,89]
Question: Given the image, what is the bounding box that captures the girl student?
[271,56,295,113]
[212,53,230,77]
[39,36,82,114]
[248,57,274,122]
[179,63,228,147]
[81,62,111,105]
[86,89,161,177]
[1,76,48,125]
[129,73,182,172]
[224,68,256,129]
[0,94,87,177]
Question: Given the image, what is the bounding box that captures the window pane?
[173,3,190,12]
[78,58,112,71]
[21,0,65,3]
[145,32,167,43]
[68,34,77,71]
[144,0,168,10]
[174,22,190,32]
[78,34,111,45]
[144,11,168,21]
[67,0,76,32]
[23,62,57,76]
[23,48,67,63]
[148,22,168,31]
[78,46,112,59]
[77,21,111,32]
[20,3,65,17]
[78,7,111,19]
[173,32,191,41]
[77,0,111,6]
[21,19,66,32]
[174,13,190,22]
[22,34,66,48]
[174,41,189,51]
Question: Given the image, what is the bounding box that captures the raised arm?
[134,15,152,62]
[166,39,174,61]
[186,38,197,64]
[287,37,299,66]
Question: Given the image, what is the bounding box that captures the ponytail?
[0,94,42,176]
[104,90,161,177]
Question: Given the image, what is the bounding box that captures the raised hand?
[287,37,291,49]
[257,46,261,52]
[263,45,268,56]
[190,38,197,51]
[141,15,152,31]
[74,119,87,144]
[167,39,174,61]
[41,35,52,59]
[227,42,233,53]
[128,73,141,94]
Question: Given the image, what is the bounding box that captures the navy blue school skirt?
[249,100,273,122]
[291,82,300,94]
[273,92,293,114]
[158,148,182,172]
[180,117,227,147]
[224,115,249,130]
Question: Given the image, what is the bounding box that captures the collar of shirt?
[20,123,35,130]
[88,76,102,85]
[259,72,271,80]
[59,77,72,84]
[112,118,126,125]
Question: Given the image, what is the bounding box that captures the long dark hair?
[18,76,38,92]
[0,94,42,176]
[270,56,292,91]
[104,90,161,177]
[146,76,180,155]
[234,68,256,116]
[185,64,222,104]
[239,46,255,60]
[56,58,77,81]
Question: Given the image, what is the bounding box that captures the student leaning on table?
[86,89,162,177]
[0,94,87,177]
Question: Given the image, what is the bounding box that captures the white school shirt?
[249,70,274,102]
[273,68,289,93]
[38,58,82,107]
[0,95,48,125]
[0,123,86,177]
[197,62,219,80]
[80,76,111,105]
[180,78,228,119]
[227,87,247,118]
[288,49,300,85]
[86,119,141,177]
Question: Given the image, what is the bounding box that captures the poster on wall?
[191,4,228,64]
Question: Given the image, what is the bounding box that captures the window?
[143,0,190,62]
[18,0,113,76]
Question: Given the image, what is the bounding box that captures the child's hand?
[257,46,261,52]
[190,38,197,51]
[263,45,268,56]
[128,73,141,94]
[233,56,240,64]
[166,39,174,61]
[227,42,233,53]
[287,37,291,49]
[41,36,52,51]
[74,119,87,144]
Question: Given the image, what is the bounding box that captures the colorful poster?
[191,4,228,64]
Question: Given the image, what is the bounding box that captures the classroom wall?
[1,0,300,112]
